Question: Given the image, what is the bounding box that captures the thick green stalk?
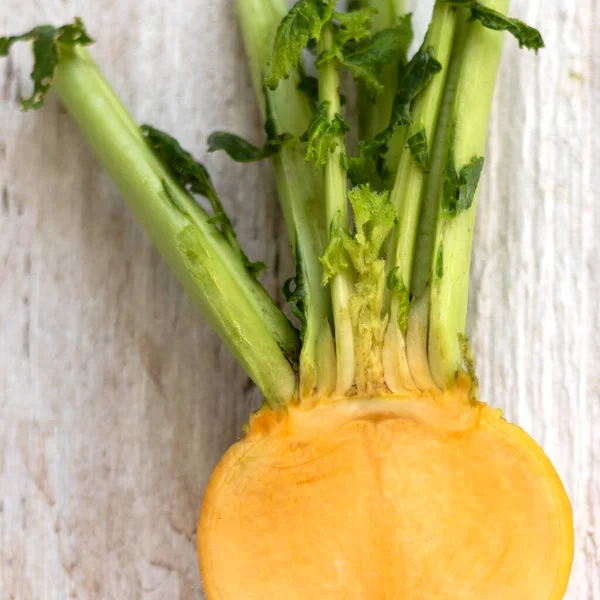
[410,27,465,302]
[426,0,509,388]
[388,4,458,292]
[383,2,458,392]
[318,25,356,394]
[405,19,466,392]
[356,0,406,181]
[236,0,336,398]
[53,45,300,405]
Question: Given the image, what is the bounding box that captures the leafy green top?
[0,1,548,402]
[0,18,93,110]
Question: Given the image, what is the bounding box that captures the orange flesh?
[198,391,574,599]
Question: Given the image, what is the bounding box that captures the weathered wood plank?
[0,1,597,598]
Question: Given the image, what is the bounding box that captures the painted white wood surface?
[0,0,597,598]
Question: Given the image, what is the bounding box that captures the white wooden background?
[0,0,597,598]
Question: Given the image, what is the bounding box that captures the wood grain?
[0,1,597,598]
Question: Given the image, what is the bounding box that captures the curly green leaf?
[389,46,443,130]
[343,139,388,190]
[301,101,350,168]
[320,223,350,285]
[333,8,376,45]
[265,0,336,90]
[442,144,485,218]
[0,18,93,110]
[318,15,413,95]
[446,1,544,52]
[207,131,292,162]
[208,87,293,162]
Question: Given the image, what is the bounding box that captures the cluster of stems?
[3,0,522,405]
[236,0,508,400]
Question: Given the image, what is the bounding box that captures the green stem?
[356,0,406,182]
[383,1,458,392]
[426,0,508,388]
[405,15,466,392]
[318,25,356,394]
[236,0,336,398]
[409,47,462,301]
[388,4,458,293]
[54,45,300,406]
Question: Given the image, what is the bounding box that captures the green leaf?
[442,142,485,218]
[469,4,544,52]
[320,222,350,284]
[318,14,413,95]
[321,185,398,284]
[457,157,485,212]
[345,45,441,189]
[0,18,93,111]
[389,46,443,130]
[347,185,397,271]
[446,1,544,52]
[283,246,308,341]
[344,139,388,190]
[208,87,293,162]
[301,101,350,168]
[406,127,429,171]
[143,125,217,200]
[265,0,336,90]
[245,260,268,278]
[142,125,266,278]
[207,130,292,162]
[387,267,412,336]
[458,332,479,401]
[333,8,376,45]
[435,242,444,281]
